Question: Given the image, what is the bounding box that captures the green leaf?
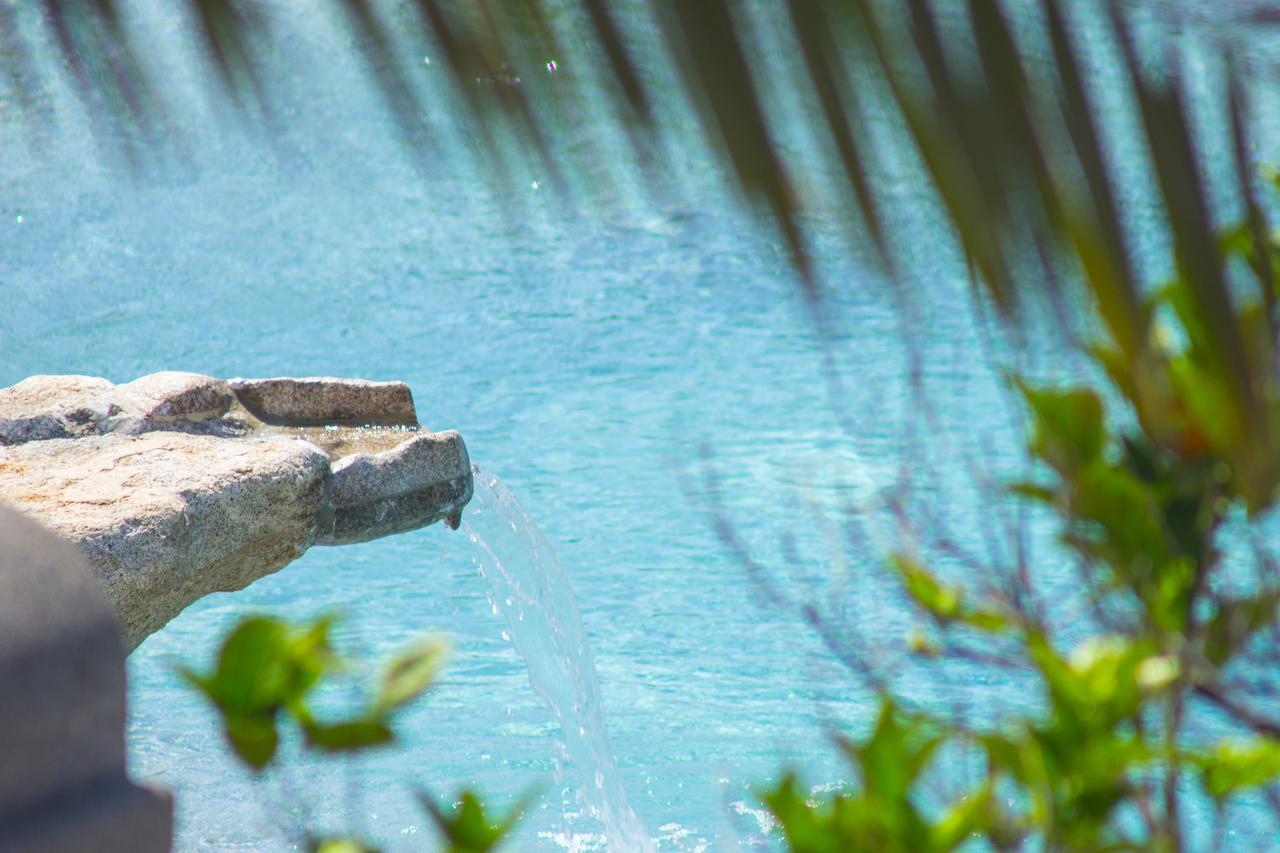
[1197,738,1280,800]
[1069,462,1168,573]
[374,636,449,716]
[759,773,844,853]
[1020,384,1106,473]
[841,700,942,802]
[963,609,1010,633]
[1067,636,1143,706]
[892,554,962,621]
[303,718,394,753]
[1007,481,1057,504]
[1168,354,1241,453]
[204,616,292,715]
[1032,634,1172,730]
[181,614,347,770]
[417,788,533,853]
[930,784,995,850]
[224,712,280,770]
[189,614,339,717]
[1150,557,1196,635]
[282,613,340,702]
[891,554,1008,632]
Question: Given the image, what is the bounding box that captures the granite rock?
[0,372,472,651]
[0,433,331,650]
[325,431,473,544]
[119,371,235,424]
[229,377,417,427]
[0,375,119,444]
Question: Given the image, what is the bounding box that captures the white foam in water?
[463,466,654,852]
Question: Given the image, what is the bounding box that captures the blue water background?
[4,1,1280,848]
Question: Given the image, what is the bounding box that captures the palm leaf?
[2,0,1273,436]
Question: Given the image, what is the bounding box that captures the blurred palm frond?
[4,0,1277,451]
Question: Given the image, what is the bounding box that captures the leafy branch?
[182,614,530,852]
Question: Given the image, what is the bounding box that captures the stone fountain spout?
[0,372,473,652]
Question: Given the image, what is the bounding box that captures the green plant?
[182,614,528,852]
[758,219,1280,848]
[417,788,537,853]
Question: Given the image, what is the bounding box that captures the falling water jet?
[462,465,653,852]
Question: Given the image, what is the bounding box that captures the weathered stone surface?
[119,371,234,424]
[0,375,119,444]
[229,377,417,426]
[0,372,472,651]
[330,431,468,505]
[325,431,473,544]
[0,372,242,445]
[0,433,331,650]
[0,504,171,851]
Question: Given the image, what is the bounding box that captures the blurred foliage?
[15,0,1280,849]
[2,0,1275,300]
[417,787,537,853]
[182,615,526,852]
[760,214,1280,846]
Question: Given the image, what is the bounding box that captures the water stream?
[463,466,654,852]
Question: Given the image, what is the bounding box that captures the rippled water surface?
[5,2,1280,849]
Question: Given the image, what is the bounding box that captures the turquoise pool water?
[4,2,1280,849]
